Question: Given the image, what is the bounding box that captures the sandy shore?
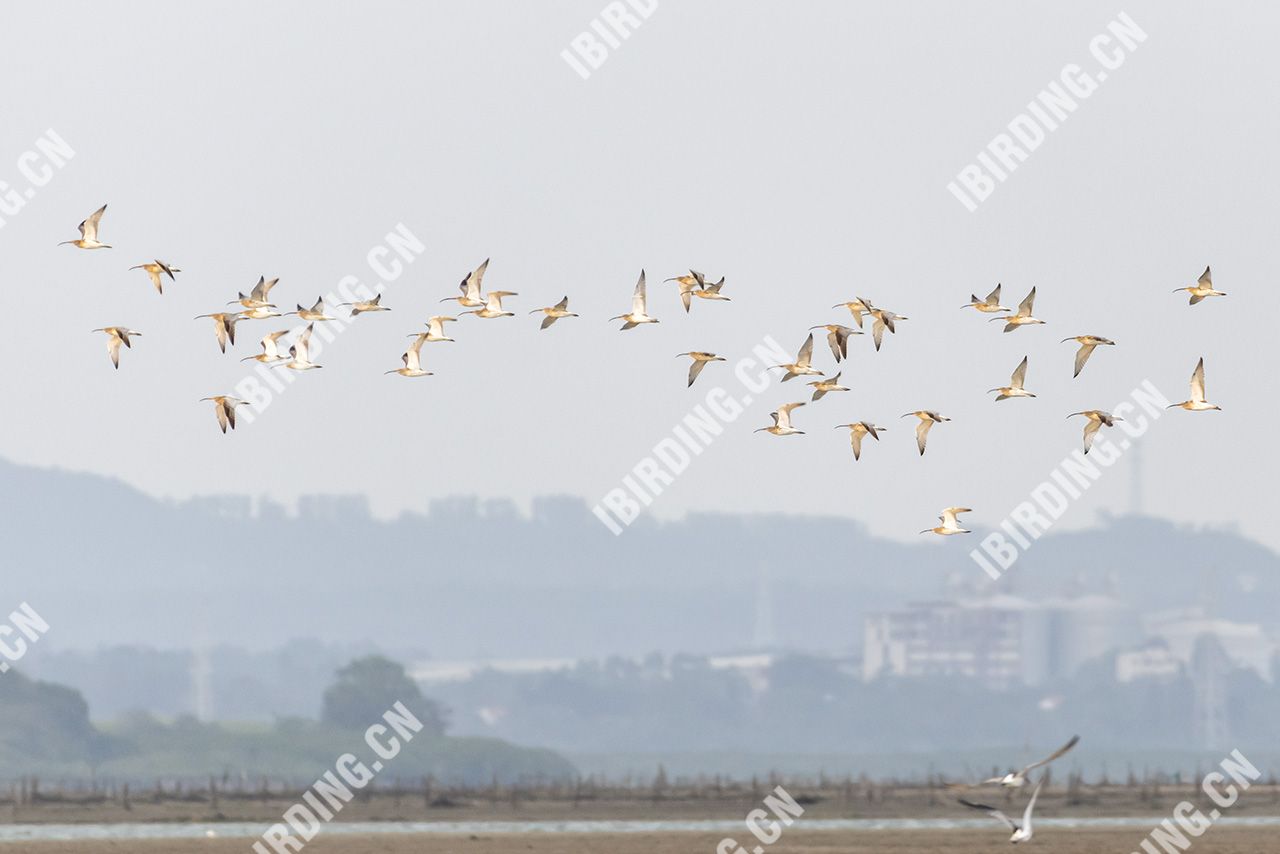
[10,827,1273,853]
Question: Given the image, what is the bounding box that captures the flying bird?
[1168,357,1221,411]
[286,298,336,322]
[238,305,282,320]
[807,372,849,401]
[982,735,1080,788]
[340,294,390,316]
[129,260,179,294]
[901,410,951,455]
[921,507,972,536]
[200,396,248,434]
[91,327,140,369]
[862,298,908,351]
[834,422,885,460]
[1062,335,1115,378]
[610,270,659,329]
[59,204,111,249]
[810,324,861,362]
[386,334,433,377]
[959,776,1045,844]
[279,324,322,370]
[422,315,457,342]
[462,290,517,318]
[993,287,1044,332]
[530,296,579,329]
[773,334,824,381]
[962,284,1010,313]
[240,331,290,364]
[664,270,704,313]
[1068,410,1122,453]
[229,277,279,309]
[1173,266,1226,305]
[676,351,726,387]
[442,258,489,307]
[832,299,872,328]
[990,356,1035,401]
[691,276,731,305]
[754,402,806,436]
[194,312,243,353]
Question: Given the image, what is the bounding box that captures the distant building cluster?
[862,597,1276,689]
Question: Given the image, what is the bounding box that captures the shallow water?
[3,816,1280,841]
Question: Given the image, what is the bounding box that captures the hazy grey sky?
[2,1,1276,549]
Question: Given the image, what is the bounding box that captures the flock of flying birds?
[65,203,1225,545]
[62,203,1218,840]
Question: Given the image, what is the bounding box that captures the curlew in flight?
[1068,410,1122,453]
[962,284,1010,313]
[993,286,1043,332]
[279,324,322,370]
[807,372,849,401]
[129,260,179,294]
[901,410,951,455]
[921,507,972,535]
[422,315,457,342]
[59,204,111,249]
[810,324,861,362]
[530,296,578,329]
[676,351,726,387]
[340,293,390,316]
[194,312,243,353]
[1173,266,1226,305]
[1062,335,1115,378]
[200,396,248,434]
[1168,357,1221,411]
[834,421,885,460]
[386,334,433,377]
[754,402,806,436]
[990,356,1035,401]
[773,333,824,381]
[286,298,336,322]
[241,331,290,364]
[91,327,140,369]
[442,258,489,307]
[611,270,659,329]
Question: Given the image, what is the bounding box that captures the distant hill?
[5,455,1278,659]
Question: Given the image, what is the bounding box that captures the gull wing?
[1190,357,1207,403]
[957,799,1019,833]
[1021,777,1044,837]
[1021,736,1079,775]
[1010,356,1028,389]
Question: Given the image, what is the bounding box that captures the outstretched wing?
[1011,356,1028,389]
[632,270,647,315]
[957,799,1018,832]
[1017,286,1036,316]
[1190,357,1207,403]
